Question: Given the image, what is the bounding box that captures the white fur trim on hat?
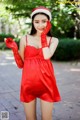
[31,8,52,21]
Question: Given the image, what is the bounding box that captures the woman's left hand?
[41,21,51,48]
[41,21,51,35]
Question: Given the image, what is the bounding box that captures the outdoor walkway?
[0,50,80,120]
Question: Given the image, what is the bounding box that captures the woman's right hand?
[4,37,24,68]
[4,38,18,52]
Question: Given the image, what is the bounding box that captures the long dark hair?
[30,13,52,37]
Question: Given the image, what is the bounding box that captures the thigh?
[40,99,54,120]
[23,99,37,120]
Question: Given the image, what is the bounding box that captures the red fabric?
[32,6,50,12]
[41,21,51,48]
[20,37,61,102]
[5,38,24,68]
[5,37,18,52]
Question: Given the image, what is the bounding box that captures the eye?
[35,22,39,23]
[42,20,47,23]
[34,21,39,23]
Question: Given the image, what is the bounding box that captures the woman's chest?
[24,46,42,58]
[27,37,42,49]
[26,35,50,49]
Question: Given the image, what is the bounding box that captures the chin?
[38,30,43,33]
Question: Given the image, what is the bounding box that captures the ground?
[0,50,80,120]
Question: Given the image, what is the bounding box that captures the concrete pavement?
[0,50,80,120]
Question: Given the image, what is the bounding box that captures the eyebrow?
[34,19,47,21]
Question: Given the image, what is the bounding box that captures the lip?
[38,28,44,31]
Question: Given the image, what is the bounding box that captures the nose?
[38,22,43,28]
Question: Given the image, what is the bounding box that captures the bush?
[0,33,14,42]
[0,42,6,50]
[0,34,20,50]
[52,38,80,61]
[14,37,20,48]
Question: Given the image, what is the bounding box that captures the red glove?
[5,38,24,68]
[41,21,51,48]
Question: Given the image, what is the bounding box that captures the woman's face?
[33,14,48,34]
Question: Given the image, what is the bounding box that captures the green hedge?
[52,38,80,61]
[0,33,14,42]
[0,33,19,50]
[0,42,6,50]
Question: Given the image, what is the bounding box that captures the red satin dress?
[20,36,61,103]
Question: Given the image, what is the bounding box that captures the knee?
[42,115,52,120]
[26,118,36,120]
[26,116,36,120]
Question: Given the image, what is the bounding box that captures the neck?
[34,32,41,37]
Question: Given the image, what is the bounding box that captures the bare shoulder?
[51,37,59,44]
[20,35,26,42]
[20,35,27,47]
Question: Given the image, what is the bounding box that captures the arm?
[42,37,59,59]
[19,36,26,61]
[4,37,24,69]
[41,21,59,59]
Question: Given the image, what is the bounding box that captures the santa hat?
[31,6,52,21]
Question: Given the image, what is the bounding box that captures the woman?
[5,6,61,120]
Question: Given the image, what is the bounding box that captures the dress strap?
[49,37,52,46]
[26,35,28,45]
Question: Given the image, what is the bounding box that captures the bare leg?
[40,99,53,120]
[23,99,37,120]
